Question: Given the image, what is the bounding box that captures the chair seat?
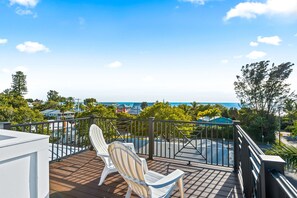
[145,171,176,198]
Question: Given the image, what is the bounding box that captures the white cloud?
[14,66,28,72]
[179,0,206,5]
[0,38,8,45]
[257,36,282,45]
[246,50,267,59]
[106,61,123,68]
[220,59,229,64]
[15,7,33,15]
[249,41,259,47]
[1,68,10,73]
[16,41,49,53]
[224,0,297,21]
[9,0,39,7]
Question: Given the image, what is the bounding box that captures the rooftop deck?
[50,150,243,198]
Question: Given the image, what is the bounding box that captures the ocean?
[99,102,241,109]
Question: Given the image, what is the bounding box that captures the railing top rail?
[10,116,235,128]
[270,169,297,198]
[11,117,90,127]
[94,116,234,126]
[235,124,264,156]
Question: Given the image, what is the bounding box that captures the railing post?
[89,115,96,126]
[0,122,11,130]
[233,121,240,173]
[259,155,286,198]
[89,115,96,150]
[148,117,155,160]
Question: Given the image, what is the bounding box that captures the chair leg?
[177,178,184,198]
[98,166,110,186]
[125,187,132,198]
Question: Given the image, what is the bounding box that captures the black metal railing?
[93,117,234,167]
[10,118,91,161]
[2,116,296,198]
[234,123,297,198]
[269,169,297,198]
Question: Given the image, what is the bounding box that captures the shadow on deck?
[50,150,243,198]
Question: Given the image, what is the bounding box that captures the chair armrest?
[146,169,184,188]
[140,158,149,174]
[123,142,136,153]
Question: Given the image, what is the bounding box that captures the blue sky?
[0,0,297,102]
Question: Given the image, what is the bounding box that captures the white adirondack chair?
[89,124,136,186]
[108,141,185,198]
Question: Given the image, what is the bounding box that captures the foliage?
[283,98,297,130]
[234,61,294,142]
[77,104,116,118]
[141,102,148,110]
[292,121,297,136]
[139,102,191,121]
[11,71,27,96]
[196,108,221,119]
[178,102,228,121]
[47,90,60,102]
[26,98,34,103]
[33,100,59,111]
[117,112,136,119]
[0,93,44,124]
[228,107,239,120]
[234,61,294,114]
[238,107,276,142]
[84,98,97,105]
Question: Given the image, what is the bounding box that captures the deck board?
[50,150,243,198]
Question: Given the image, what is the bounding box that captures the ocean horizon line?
[98,101,241,109]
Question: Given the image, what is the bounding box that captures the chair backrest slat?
[108,141,149,197]
[89,124,108,155]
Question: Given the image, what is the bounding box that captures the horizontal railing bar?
[11,117,90,127]
[248,145,261,165]
[235,124,264,156]
[250,156,260,175]
[270,169,297,198]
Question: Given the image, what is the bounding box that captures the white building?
[41,109,75,119]
[128,106,142,115]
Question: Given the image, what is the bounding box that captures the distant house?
[128,106,142,115]
[197,116,233,125]
[209,117,233,124]
[116,104,130,113]
[197,116,212,122]
[41,109,75,120]
[27,102,33,108]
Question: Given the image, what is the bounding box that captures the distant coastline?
[98,102,241,109]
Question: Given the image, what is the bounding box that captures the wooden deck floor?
[50,151,243,198]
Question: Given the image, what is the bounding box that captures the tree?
[234,61,294,142]
[47,90,60,102]
[283,98,297,124]
[139,102,191,121]
[0,92,43,124]
[234,61,294,115]
[26,98,34,103]
[196,108,221,119]
[228,107,239,120]
[84,98,97,106]
[141,102,148,110]
[11,71,27,96]
[77,104,116,118]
